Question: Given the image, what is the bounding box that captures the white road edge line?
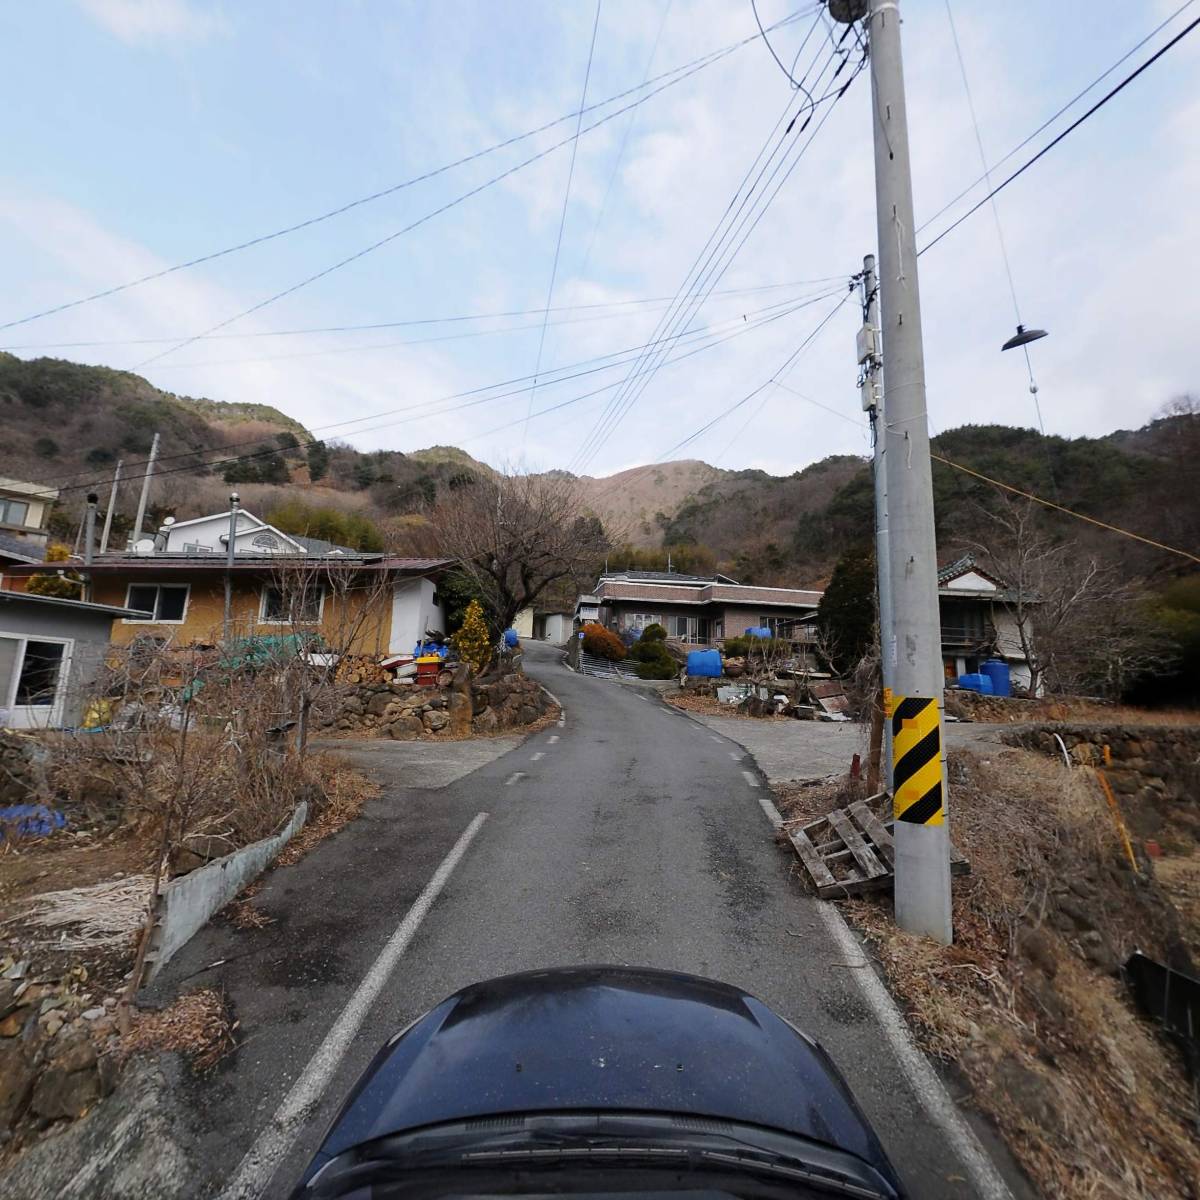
[505,772,526,786]
[530,751,544,762]
[729,751,741,761]
[218,811,490,1200]
[709,735,722,743]
[752,789,1014,1200]
[740,769,759,788]
[548,735,559,744]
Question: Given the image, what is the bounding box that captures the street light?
[1001,324,1048,352]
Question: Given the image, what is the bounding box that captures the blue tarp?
[0,804,67,840]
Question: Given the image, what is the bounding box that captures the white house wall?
[163,511,263,553]
[944,571,998,592]
[390,578,446,654]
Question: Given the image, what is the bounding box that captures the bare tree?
[974,497,1176,697]
[429,472,610,637]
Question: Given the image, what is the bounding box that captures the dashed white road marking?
[505,772,526,786]
[548,735,559,744]
[728,751,741,761]
[217,812,490,1200]
[750,789,1013,1200]
[709,735,722,743]
[530,751,544,762]
[741,769,759,788]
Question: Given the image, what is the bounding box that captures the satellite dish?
[1002,324,1049,352]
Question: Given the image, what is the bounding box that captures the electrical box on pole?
[832,0,953,943]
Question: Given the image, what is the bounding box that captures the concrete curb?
[145,802,308,983]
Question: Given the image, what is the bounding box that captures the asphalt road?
[152,641,1025,1199]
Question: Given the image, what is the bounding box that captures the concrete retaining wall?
[145,801,307,982]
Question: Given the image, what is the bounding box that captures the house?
[513,606,574,644]
[584,570,823,647]
[0,477,58,575]
[937,554,1035,692]
[4,507,452,659]
[0,590,145,729]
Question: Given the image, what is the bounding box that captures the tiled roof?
[0,532,41,564]
[595,580,821,609]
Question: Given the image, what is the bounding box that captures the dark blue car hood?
[313,965,892,1177]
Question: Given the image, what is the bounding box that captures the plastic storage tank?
[687,649,723,678]
[981,659,1011,698]
[503,629,520,648]
[957,672,993,695]
[744,626,773,639]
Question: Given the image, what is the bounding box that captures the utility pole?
[833,0,952,942]
[82,493,98,603]
[223,491,240,642]
[99,459,122,554]
[857,253,891,793]
[131,433,160,546]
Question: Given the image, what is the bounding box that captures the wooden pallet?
[786,794,970,898]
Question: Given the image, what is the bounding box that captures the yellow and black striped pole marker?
[891,696,943,826]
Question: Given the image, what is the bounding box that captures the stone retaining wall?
[1003,723,1200,837]
[327,664,550,739]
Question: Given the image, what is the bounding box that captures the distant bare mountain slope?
[573,459,729,547]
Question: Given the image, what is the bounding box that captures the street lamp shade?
[827,0,868,22]
[1001,324,1049,352]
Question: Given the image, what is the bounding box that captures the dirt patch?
[665,691,789,721]
[946,690,1200,727]
[788,747,1200,1199]
[121,988,235,1074]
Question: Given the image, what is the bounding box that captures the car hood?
[313,965,892,1175]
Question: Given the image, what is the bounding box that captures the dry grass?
[19,874,153,951]
[122,987,236,1073]
[274,756,379,868]
[813,748,1200,1200]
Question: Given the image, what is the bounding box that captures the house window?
[14,641,65,706]
[252,533,281,552]
[624,612,663,632]
[260,584,323,624]
[0,498,30,527]
[667,615,710,644]
[125,583,189,623]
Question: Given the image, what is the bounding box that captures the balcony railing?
[940,623,996,649]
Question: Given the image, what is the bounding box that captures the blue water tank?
[957,672,993,695]
[981,659,1011,698]
[687,649,723,678]
[503,629,520,648]
[744,626,772,639]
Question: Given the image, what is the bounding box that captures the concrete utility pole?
[833,0,952,941]
[857,253,892,791]
[223,492,240,642]
[131,433,160,546]
[82,493,98,602]
[99,459,122,554]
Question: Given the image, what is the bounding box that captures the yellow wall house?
[4,507,452,658]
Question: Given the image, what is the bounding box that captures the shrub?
[635,644,677,680]
[33,437,59,458]
[581,623,627,661]
[454,600,492,674]
[722,635,774,658]
[641,622,668,642]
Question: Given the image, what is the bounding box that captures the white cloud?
[75,0,229,47]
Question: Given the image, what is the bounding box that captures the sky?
[3,0,1198,481]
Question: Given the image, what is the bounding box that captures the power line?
[751,0,824,91]
[0,5,818,336]
[916,0,1198,237]
[930,453,1200,566]
[525,0,603,444]
[1,278,843,351]
[575,0,673,288]
[41,289,840,501]
[131,27,792,374]
[33,287,838,492]
[588,290,852,506]
[918,12,1200,257]
[569,38,849,472]
[573,43,862,474]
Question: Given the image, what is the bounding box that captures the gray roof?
[599,570,741,585]
[0,532,41,565]
[291,534,361,555]
[0,590,148,619]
